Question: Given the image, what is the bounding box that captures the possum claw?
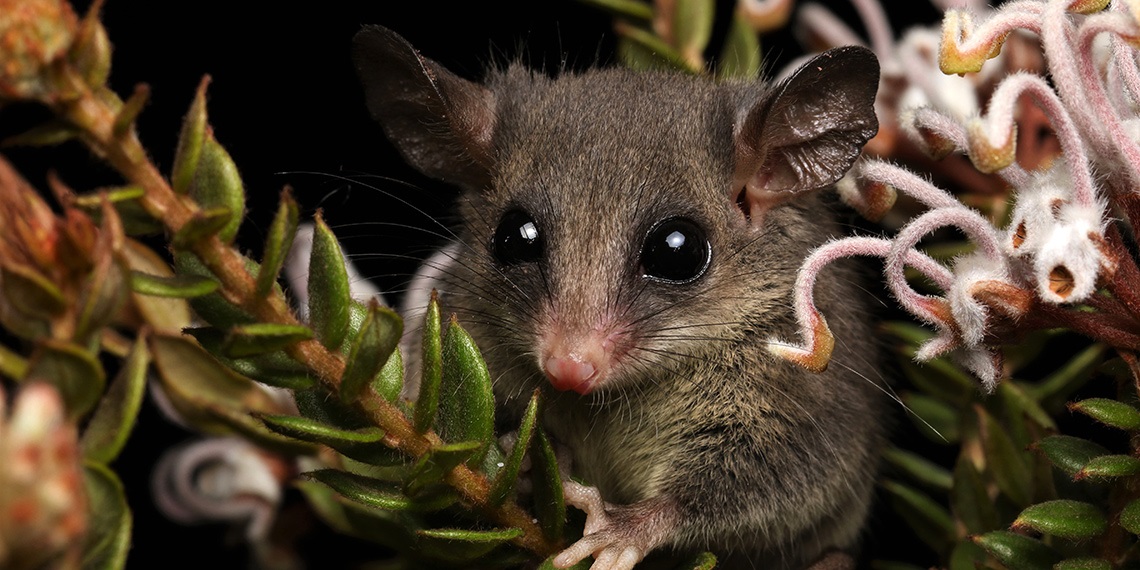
[554,481,678,570]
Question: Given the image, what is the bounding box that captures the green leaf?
[122,241,192,329]
[616,23,694,73]
[305,469,458,512]
[187,136,245,244]
[1,262,66,318]
[415,291,442,434]
[340,302,402,403]
[973,531,1060,570]
[901,392,960,443]
[999,381,1056,430]
[436,317,495,466]
[414,527,523,562]
[256,188,299,297]
[947,541,989,570]
[129,271,219,298]
[882,447,952,492]
[678,551,718,570]
[295,480,417,552]
[76,187,162,237]
[405,441,482,497]
[881,480,954,555]
[1074,454,1140,480]
[977,405,1033,506]
[531,428,566,541]
[260,414,384,446]
[172,77,209,195]
[672,0,714,68]
[1031,435,1110,476]
[1068,397,1140,431]
[81,335,148,464]
[112,84,150,136]
[899,358,977,405]
[374,344,404,403]
[222,322,314,358]
[0,343,28,380]
[186,327,315,390]
[1031,343,1106,411]
[489,391,540,505]
[24,340,106,420]
[171,206,233,249]
[576,0,653,20]
[174,252,256,329]
[81,463,131,570]
[1054,558,1112,570]
[951,455,999,535]
[1119,499,1140,534]
[1012,500,1107,540]
[717,13,761,80]
[2,120,80,147]
[308,214,351,350]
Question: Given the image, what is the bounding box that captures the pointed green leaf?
[129,271,219,298]
[171,206,232,249]
[717,13,761,80]
[305,469,458,512]
[1030,435,1109,476]
[672,0,714,68]
[1054,558,1112,570]
[186,327,315,390]
[0,343,28,380]
[81,463,131,570]
[531,428,565,541]
[901,392,960,443]
[415,291,442,434]
[977,406,1032,506]
[200,403,316,455]
[24,340,105,420]
[490,391,540,505]
[221,322,313,358]
[679,551,718,569]
[294,386,369,430]
[972,531,1060,570]
[1031,343,1106,411]
[999,381,1056,430]
[881,480,954,554]
[256,188,299,297]
[172,77,209,195]
[882,447,952,491]
[1012,500,1106,540]
[2,120,80,147]
[951,455,999,535]
[174,252,256,328]
[1119,499,1140,534]
[576,0,653,20]
[123,241,192,329]
[295,480,417,552]
[260,414,384,446]
[81,336,148,464]
[414,527,522,562]
[76,188,162,236]
[947,541,989,570]
[405,440,482,497]
[899,358,976,405]
[1,263,66,318]
[616,23,694,73]
[436,317,494,465]
[340,302,402,403]
[1074,454,1140,480]
[187,136,245,244]
[374,344,403,403]
[112,84,150,137]
[308,214,351,350]
[1068,397,1140,431]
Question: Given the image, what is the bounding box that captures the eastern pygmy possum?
[353,25,885,570]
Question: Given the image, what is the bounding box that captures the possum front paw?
[553,481,679,570]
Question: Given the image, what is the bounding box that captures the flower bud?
[0,0,78,102]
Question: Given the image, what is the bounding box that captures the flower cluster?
[772,0,1140,390]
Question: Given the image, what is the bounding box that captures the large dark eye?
[640,217,710,283]
[493,209,543,265]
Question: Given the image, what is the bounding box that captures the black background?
[2,1,941,567]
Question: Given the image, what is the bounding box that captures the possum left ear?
[732,46,880,223]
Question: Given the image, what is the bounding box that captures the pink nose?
[544,356,597,395]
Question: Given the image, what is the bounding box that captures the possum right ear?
[352,26,496,189]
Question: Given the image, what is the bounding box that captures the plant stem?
[51,66,559,558]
